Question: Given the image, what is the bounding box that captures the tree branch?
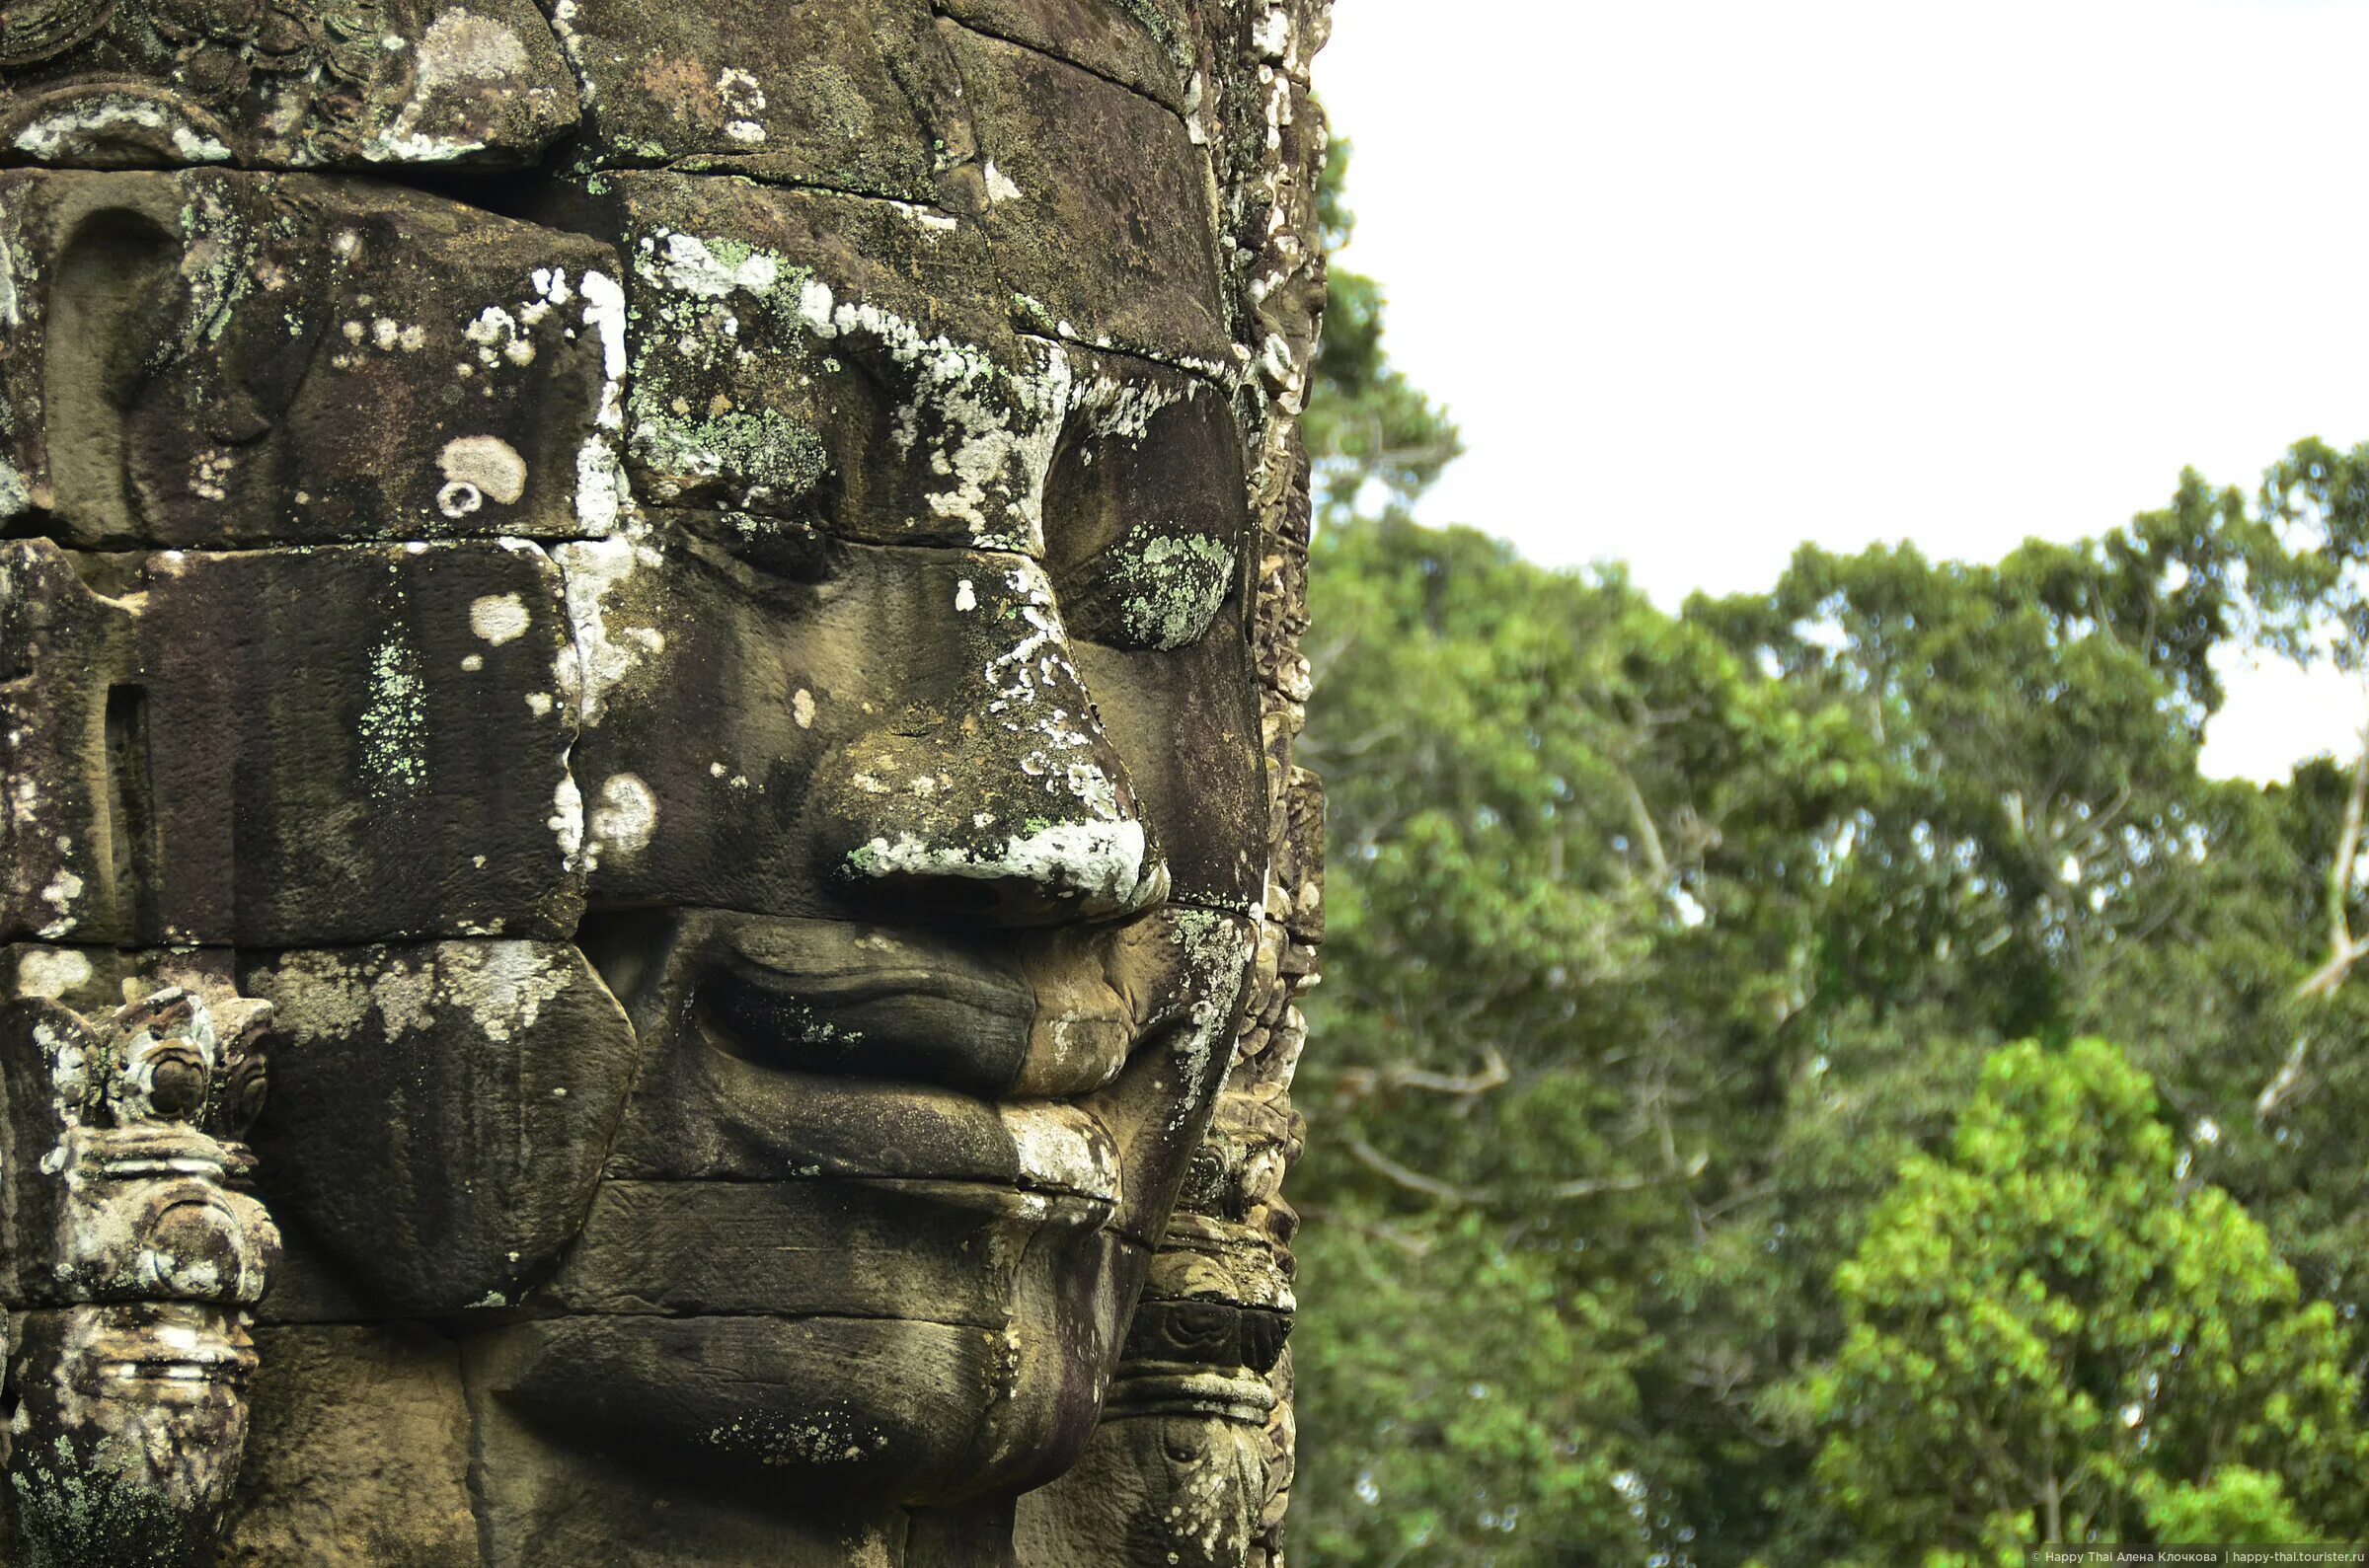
[1617,763,1672,884]
[1335,1047,1510,1100]
[1338,1131,1707,1207]
[2301,717,2369,1001]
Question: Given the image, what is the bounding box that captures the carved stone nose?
[811,558,1170,927]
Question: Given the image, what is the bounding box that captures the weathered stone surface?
[0,0,579,170]
[558,527,1261,920]
[461,1347,944,1566]
[217,1322,480,1567]
[475,1306,1130,1506]
[0,976,280,1567]
[1015,1405,1267,1568]
[942,22,1232,368]
[0,169,622,549]
[545,0,964,201]
[1,548,581,947]
[0,982,275,1306]
[0,0,1334,1557]
[0,940,122,1009]
[934,0,1193,114]
[542,1178,1133,1327]
[551,171,1035,540]
[240,940,635,1313]
[0,540,136,943]
[141,543,580,944]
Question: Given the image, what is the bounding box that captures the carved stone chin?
[0,0,1328,1560]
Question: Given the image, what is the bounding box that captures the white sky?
[1317,0,2369,782]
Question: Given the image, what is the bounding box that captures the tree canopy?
[1291,130,2369,1566]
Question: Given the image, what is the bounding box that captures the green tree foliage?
[1298,1216,1653,1565]
[1800,1039,2366,1559]
[1292,122,2369,1567]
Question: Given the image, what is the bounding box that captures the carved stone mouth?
[691,921,1135,1100]
[95,1354,251,1386]
[74,1313,259,1394]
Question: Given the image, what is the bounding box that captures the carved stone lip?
[676,1040,1128,1207]
[83,1327,257,1393]
[692,923,1130,1099]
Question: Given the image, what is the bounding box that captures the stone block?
[0,540,136,942]
[0,0,577,171]
[933,0,1191,113]
[217,1322,481,1566]
[556,171,1058,550]
[943,22,1231,368]
[548,0,963,201]
[542,1177,1131,1327]
[240,940,638,1313]
[0,169,622,549]
[140,542,582,944]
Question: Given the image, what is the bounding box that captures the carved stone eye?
[224,1058,267,1133]
[146,1044,210,1120]
[1044,380,1249,652]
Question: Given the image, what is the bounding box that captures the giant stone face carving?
[0,0,1329,1563]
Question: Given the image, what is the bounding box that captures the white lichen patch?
[1000,1101,1120,1203]
[13,948,92,1001]
[0,200,24,332]
[553,536,663,726]
[886,199,959,234]
[575,267,631,534]
[587,772,655,859]
[362,8,531,163]
[440,435,529,511]
[1164,907,1255,1130]
[717,67,768,143]
[794,280,1068,553]
[464,304,537,367]
[792,688,816,729]
[852,819,1151,911]
[13,95,232,162]
[657,231,781,299]
[470,591,531,646]
[978,561,1129,811]
[259,942,575,1048]
[1069,368,1192,445]
[549,773,585,871]
[982,160,1025,204]
[546,0,597,106]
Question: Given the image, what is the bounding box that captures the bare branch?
[1339,1132,1474,1203]
[1337,1131,1707,1207]
[1617,763,1672,884]
[2256,1033,2316,1123]
[1335,1048,1510,1100]
[1540,1150,1708,1201]
[2295,716,2369,1003]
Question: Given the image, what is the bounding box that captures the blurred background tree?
[1292,131,2369,1565]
